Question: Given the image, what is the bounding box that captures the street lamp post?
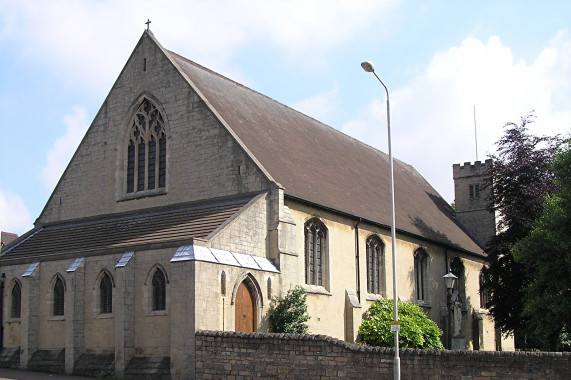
[443,272,458,349]
[361,61,400,380]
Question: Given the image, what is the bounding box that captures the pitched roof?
[1,197,252,265]
[1,231,18,247]
[160,34,483,256]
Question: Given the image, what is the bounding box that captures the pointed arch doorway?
[235,281,256,332]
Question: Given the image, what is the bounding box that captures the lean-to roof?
[1,197,252,265]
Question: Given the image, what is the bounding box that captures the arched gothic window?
[304,218,328,288]
[11,281,21,319]
[221,271,227,296]
[366,235,385,295]
[152,269,166,311]
[414,249,428,302]
[450,257,466,303]
[53,277,65,316]
[126,99,167,193]
[479,270,489,309]
[100,272,113,314]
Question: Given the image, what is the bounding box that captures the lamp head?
[361,61,375,73]
[443,272,457,290]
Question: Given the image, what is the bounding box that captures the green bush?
[267,286,310,334]
[358,299,444,349]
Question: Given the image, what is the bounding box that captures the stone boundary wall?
[196,330,571,379]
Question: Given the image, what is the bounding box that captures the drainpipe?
[355,219,362,303]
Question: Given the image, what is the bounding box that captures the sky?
[1,0,570,236]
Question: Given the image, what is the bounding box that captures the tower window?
[469,184,480,199]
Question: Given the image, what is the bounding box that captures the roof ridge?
[167,50,407,165]
[42,195,255,230]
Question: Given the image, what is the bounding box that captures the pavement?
[0,369,95,380]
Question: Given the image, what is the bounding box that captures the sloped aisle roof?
[1,197,252,264]
[165,45,483,256]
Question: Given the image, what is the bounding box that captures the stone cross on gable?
[145,19,151,31]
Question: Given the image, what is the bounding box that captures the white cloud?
[292,86,341,125]
[0,0,399,94]
[341,98,388,151]
[0,188,32,235]
[343,30,571,202]
[251,0,397,61]
[40,107,89,190]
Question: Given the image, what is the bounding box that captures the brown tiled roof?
[165,39,483,255]
[1,197,252,265]
[1,231,18,247]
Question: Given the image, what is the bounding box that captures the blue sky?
[1,0,570,236]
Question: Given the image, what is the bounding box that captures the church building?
[1,30,513,378]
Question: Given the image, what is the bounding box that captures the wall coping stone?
[196,330,571,360]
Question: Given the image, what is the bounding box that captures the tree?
[512,143,571,351]
[481,113,563,346]
[267,286,310,334]
[358,299,444,349]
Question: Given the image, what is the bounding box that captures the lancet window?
[414,248,428,302]
[11,281,21,319]
[366,235,385,295]
[450,257,466,303]
[100,272,113,314]
[152,269,166,311]
[304,218,328,288]
[53,277,65,316]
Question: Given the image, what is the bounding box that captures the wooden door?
[235,282,255,332]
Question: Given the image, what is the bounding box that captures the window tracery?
[126,99,166,193]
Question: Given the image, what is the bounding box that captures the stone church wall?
[193,260,279,333]
[0,247,181,366]
[35,260,65,350]
[82,254,118,353]
[195,330,571,379]
[38,32,269,225]
[206,193,270,258]
[132,248,172,357]
[285,200,502,350]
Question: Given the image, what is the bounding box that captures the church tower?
[453,159,496,249]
